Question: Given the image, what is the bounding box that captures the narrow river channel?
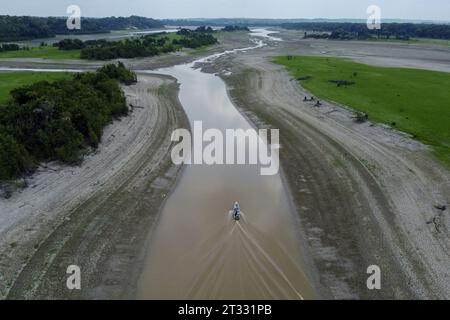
[136,36,316,300]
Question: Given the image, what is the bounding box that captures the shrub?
[0,132,32,180]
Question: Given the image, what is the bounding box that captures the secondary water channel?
[136,32,316,299]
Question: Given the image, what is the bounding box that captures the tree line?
[222,26,250,32]
[0,43,20,52]
[284,22,450,40]
[0,15,164,42]
[0,63,136,181]
[74,28,218,60]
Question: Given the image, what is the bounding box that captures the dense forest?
[283,22,450,40]
[0,15,164,42]
[0,63,136,181]
[78,28,218,60]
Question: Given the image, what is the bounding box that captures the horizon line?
[1,14,449,23]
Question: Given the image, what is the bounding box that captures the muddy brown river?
[137,42,316,299]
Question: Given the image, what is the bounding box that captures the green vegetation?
[305,31,450,43]
[174,28,218,48]
[97,62,137,85]
[0,46,81,59]
[80,28,218,60]
[0,63,136,181]
[221,26,250,32]
[0,44,20,52]
[0,29,216,61]
[0,72,71,104]
[0,15,163,42]
[54,39,85,50]
[0,25,243,61]
[274,56,450,165]
[284,22,450,41]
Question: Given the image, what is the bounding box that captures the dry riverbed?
[1,29,449,299]
[0,31,258,300]
[206,46,450,298]
[0,74,188,299]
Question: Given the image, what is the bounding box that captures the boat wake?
[184,213,306,299]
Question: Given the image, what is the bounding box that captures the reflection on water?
[137,43,314,299]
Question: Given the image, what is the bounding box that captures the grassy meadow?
[274,56,450,165]
[0,72,72,104]
[0,46,81,60]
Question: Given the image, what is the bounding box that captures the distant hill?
[0,15,164,42]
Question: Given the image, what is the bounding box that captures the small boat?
[232,202,241,221]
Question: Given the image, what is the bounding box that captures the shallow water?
[250,28,283,41]
[136,39,315,300]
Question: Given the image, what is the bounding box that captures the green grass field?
[0,72,71,104]
[274,56,450,165]
[0,46,80,60]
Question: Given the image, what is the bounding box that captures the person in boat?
[233,202,241,220]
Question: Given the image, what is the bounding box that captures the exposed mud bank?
[211,51,450,299]
[1,74,189,299]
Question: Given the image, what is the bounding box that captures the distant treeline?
[161,18,318,26]
[0,15,164,42]
[53,27,218,60]
[173,28,219,48]
[0,43,20,52]
[0,63,136,181]
[222,26,250,32]
[283,22,450,40]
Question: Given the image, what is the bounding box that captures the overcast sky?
[1,0,449,21]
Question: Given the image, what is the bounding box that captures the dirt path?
[1,74,188,299]
[213,52,450,299]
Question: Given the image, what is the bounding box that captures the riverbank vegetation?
[304,30,450,43]
[286,22,450,41]
[0,26,246,61]
[274,56,450,165]
[0,15,163,42]
[0,72,71,104]
[0,63,136,181]
[0,44,20,52]
[79,28,218,60]
[0,45,81,59]
[222,26,250,32]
